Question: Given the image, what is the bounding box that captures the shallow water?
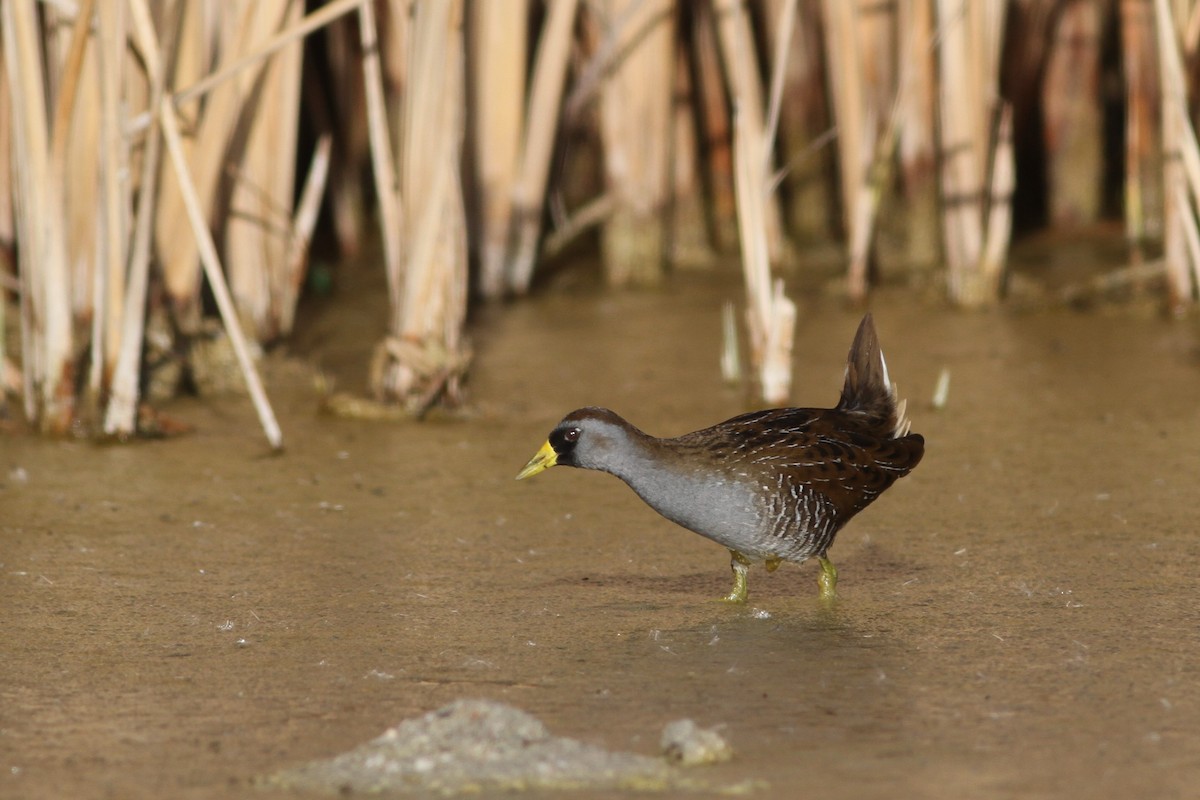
[3,270,1200,798]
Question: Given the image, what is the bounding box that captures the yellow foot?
[721,550,751,603]
[817,556,838,601]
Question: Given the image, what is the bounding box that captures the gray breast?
[635,462,840,563]
[616,462,780,559]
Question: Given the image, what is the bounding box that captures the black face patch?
[549,425,582,466]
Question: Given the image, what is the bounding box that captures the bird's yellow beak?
[516,440,557,480]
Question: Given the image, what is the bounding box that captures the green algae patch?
[264,699,755,795]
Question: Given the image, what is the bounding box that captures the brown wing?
[672,407,924,521]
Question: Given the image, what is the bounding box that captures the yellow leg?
[764,556,782,573]
[817,556,838,600]
[722,550,751,603]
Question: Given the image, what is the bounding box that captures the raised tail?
[836,313,913,438]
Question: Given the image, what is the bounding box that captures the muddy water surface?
[3,272,1200,799]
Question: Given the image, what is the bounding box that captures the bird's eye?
[564,427,581,443]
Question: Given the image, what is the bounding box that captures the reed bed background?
[1,0,1198,443]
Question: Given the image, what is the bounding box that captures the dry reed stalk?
[225,0,304,342]
[541,193,616,260]
[720,300,741,383]
[763,0,799,165]
[980,103,1014,284]
[1175,182,1200,282]
[151,0,364,334]
[845,110,894,303]
[3,0,74,431]
[734,108,795,405]
[104,0,169,438]
[821,0,866,241]
[373,0,470,410]
[96,0,130,396]
[597,0,675,286]
[896,0,939,269]
[48,0,95,197]
[822,0,905,291]
[167,0,211,125]
[359,0,404,314]
[857,0,897,121]
[1000,1,1051,146]
[381,0,410,108]
[130,0,366,261]
[713,0,786,264]
[280,134,333,335]
[472,0,528,298]
[690,2,737,250]
[155,1,255,332]
[0,58,8,404]
[766,0,832,240]
[1121,0,1163,250]
[379,0,411,175]
[936,0,1009,307]
[320,21,370,259]
[507,0,580,293]
[721,0,795,400]
[1185,0,1200,56]
[936,0,979,292]
[159,95,283,450]
[668,35,714,268]
[128,0,367,136]
[833,0,908,300]
[1154,0,1200,308]
[1041,1,1102,226]
[40,1,102,398]
[38,1,103,388]
[0,50,12,263]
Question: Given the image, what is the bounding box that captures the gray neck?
[600,437,756,547]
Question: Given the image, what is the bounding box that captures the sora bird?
[516,313,924,603]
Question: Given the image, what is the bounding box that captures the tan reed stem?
[508,0,580,293]
[281,134,332,336]
[690,1,737,250]
[104,0,168,438]
[1120,0,1159,255]
[980,103,1014,285]
[49,0,96,169]
[127,0,368,136]
[714,0,786,264]
[822,0,865,241]
[734,106,795,405]
[763,0,798,169]
[1041,1,1102,226]
[155,2,265,330]
[897,0,939,269]
[226,0,304,341]
[358,0,404,319]
[597,0,674,286]
[846,108,897,304]
[370,0,470,411]
[472,0,528,298]
[935,0,1008,307]
[159,96,283,451]
[97,0,128,392]
[1154,0,1199,308]
[3,0,74,430]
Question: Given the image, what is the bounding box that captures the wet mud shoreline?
[3,271,1200,798]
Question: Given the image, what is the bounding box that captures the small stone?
[266,699,688,794]
[660,719,733,766]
